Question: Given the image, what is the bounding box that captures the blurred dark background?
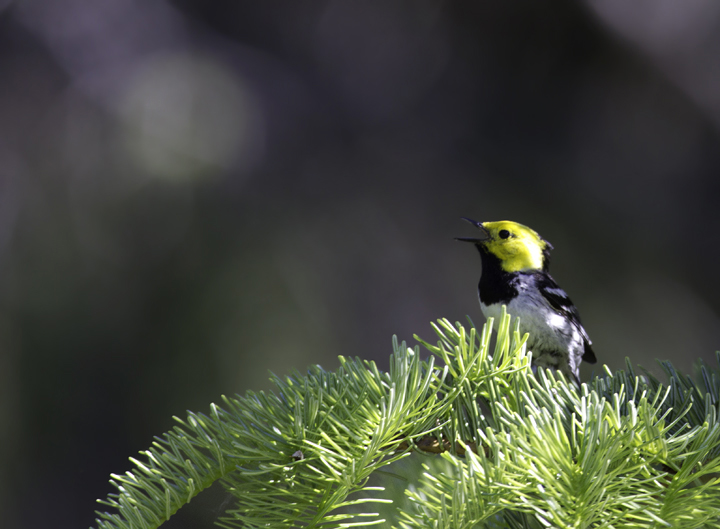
[2,0,720,527]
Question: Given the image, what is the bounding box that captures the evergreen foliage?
[93,308,720,529]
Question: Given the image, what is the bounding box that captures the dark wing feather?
[534,272,597,364]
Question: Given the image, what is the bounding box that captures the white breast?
[480,289,584,378]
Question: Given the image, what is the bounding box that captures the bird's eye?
[498,229,511,239]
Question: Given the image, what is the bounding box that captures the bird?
[457,218,596,385]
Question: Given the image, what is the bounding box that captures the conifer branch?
[93,308,720,529]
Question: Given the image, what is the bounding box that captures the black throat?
[475,245,519,305]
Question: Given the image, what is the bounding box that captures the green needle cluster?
[93,308,720,529]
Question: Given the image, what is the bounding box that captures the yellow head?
[457,219,553,273]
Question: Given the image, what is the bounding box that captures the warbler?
[457,218,596,384]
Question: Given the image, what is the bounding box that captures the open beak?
[455,217,491,244]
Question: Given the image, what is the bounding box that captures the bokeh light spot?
[118,51,264,183]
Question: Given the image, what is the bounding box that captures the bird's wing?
[534,272,597,363]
